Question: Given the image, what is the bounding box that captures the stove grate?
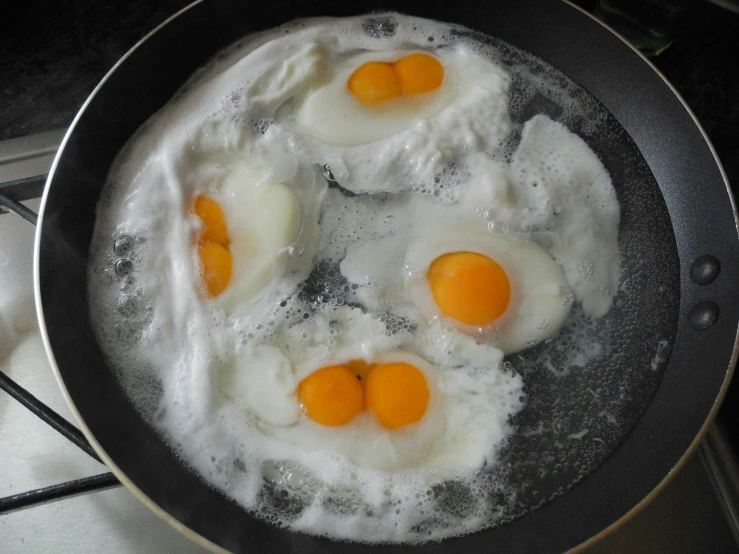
[0,177,121,515]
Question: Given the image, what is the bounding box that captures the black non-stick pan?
[33,0,739,552]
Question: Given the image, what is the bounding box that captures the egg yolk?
[394,53,444,95]
[365,362,429,429]
[347,53,444,105]
[428,252,511,326]
[347,61,403,105]
[299,365,364,426]
[191,195,232,297]
[198,241,232,297]
[193,195,229,246]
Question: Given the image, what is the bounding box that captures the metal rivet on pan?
[690,255,720,285]
[688,301,719,331]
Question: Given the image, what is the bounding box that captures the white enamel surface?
[2,199,206,553]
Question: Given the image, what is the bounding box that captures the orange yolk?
[347,53,444,105]
[198,241,232,297]
[347,61,402,105]
[298,365,364,426]
[428,252,511,326]
[193,195,229,246]
[393,53,444,95]
[365,362,429,429]
[191,195,231,297]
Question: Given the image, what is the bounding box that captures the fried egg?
[296,50,454,146]
[218,306,522,473]
[276,350,447,472]
[89,11,621,545]
[291,45,511,194]
[404,226,572,354]
[189,162,326,315]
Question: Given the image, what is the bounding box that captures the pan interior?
[469,30,680,516]
[85,17,680,538]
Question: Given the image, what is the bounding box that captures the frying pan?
[32,0,739,551]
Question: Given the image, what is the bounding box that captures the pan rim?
[32,1,739,552]
[32,1,226,552]
[556,5,739,553]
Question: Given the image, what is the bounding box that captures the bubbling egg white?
[288,44,512,195]
[218,306,520,474]
[87,11,621,545]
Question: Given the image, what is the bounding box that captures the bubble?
[252,118,272,135]
[289,244,305,258]
[114,258,133,277]
[362,16,397,38]
[487,219,509,235]
[113,235,134,256]
[323,164,336,182]
[285,469,307,491]
[479,326,501,341]
[577,260,595,282]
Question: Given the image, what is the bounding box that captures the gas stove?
[2,1,739,552]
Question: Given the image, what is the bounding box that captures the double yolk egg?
[296,51,451,146]
[346,53,444,105]
[298,360,430,429]
[192,195,232,297]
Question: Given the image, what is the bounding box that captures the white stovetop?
[0,199,206,553]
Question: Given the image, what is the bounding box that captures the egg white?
[286,44,512,195]
[192,160,326,318]
[296,49,455,146]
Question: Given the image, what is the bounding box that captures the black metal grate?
[0,175,121,515]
